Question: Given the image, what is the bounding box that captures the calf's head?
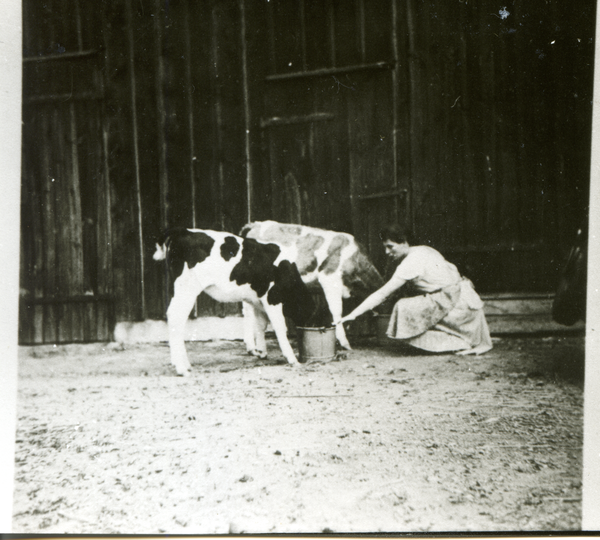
[267,260,316,327]
[154,228,216,280]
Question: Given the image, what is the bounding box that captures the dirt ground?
[12,332,585,534]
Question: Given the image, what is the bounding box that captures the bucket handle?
[299,326,334,334]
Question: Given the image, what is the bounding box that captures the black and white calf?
[153,228,315,376]
[240,221,385,351]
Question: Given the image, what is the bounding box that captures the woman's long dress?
[386,246,493,354]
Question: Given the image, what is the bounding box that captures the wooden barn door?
[19,1,114,344]
[247,0,410,270]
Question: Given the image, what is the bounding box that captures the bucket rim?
[297,326,335,331]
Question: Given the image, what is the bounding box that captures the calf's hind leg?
[319,276,352,350]
[243,301,268,358]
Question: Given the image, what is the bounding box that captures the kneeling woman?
[336,226,493,355]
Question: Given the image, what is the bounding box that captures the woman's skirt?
[386,279,493,354]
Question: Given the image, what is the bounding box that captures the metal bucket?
[297,326,336,363]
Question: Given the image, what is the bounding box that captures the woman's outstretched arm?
[336,273,406,324]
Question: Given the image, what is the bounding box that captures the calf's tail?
[239,222,256,238]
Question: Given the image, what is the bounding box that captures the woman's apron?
[386,278,489,352]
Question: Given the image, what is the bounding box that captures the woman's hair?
[379,224,413,245]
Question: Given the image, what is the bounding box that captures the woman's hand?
[334,315,354,326]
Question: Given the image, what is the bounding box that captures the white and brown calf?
[153,228,315,376]
[240,221,384,353]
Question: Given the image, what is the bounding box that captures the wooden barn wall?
[20,0,114,344]
[242,0,409,274]
[20,0,249,343]
[20,0,595,343]
[404,0,595,293]
[101,0,248,323]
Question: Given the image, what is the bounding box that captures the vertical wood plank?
[159,2,194,229]
[303,2,330,71]
[327,0,336,66]
[356,0,366,62]
[19,114,35,343]
[68,102,84,294]
[97,301,108,342]
[46,0,59,53]
[30,106,47,342]
[83,300,96,342]
[183,0,196,228]
[128,0,147,319]
[210,5,225,229]
[206,2,249,233]
[56,301,67,344]
[95,82,112,299]
[186,0,218,227]
[54,104,70,342]
[18,302,33,345]
[333,0,360,66]
[404,0,417,236]
[390,0,400,223]
[298,0,307,71]
[270,0,303,74]
[247,1,273,223]
[458,1,480,248]
[42,108,58,342]
[362,0,393,64]
[181,0,199,319]
[68,101,84,341]
[73,0,83,50]
[54,105,69,298]
[207,1,249,232]
[266,0,277,74]
[20,109,38,343]
[100,119,112,298]
[100,0,139,323]
[78,100,96,296]
[481,2,497,245]
[241,0,253,222]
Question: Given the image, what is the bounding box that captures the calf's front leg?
[261,301,300,366]
[167,270,202,376]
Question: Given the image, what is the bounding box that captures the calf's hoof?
[249,348,267,359]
